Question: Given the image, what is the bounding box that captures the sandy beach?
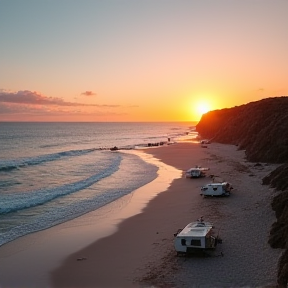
[0,142,282,288]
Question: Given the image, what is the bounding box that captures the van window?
[181,239,186,246]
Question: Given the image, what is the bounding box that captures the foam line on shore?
[0,149,181,288]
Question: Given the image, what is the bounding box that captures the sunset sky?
[1,0,287,122]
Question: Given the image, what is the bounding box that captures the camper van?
[174,218,222,255]
[200,182,233,197]
[185,167,209,178]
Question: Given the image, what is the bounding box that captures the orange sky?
[0,1,287,122]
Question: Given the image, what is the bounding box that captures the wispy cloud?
[0,90,118,107]
[0,90,138,121]
[81,91,96,96]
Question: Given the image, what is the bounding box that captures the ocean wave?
[0,179,21,188]
[39,139,94,149]
[0,148,98,172]
[0,152,158,246]
[0,154,121,215]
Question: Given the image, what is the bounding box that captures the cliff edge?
[196,96,288,163]
[196,96,288,287]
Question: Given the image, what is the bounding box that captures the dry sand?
[51,142,281,288]
[0,142,282,288]
[140,142,282,288]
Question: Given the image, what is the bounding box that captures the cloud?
[0,102,54,115]
[0,90,139,121]
[0,90,75,106]
[0,90,119,107]
[81,91,96,96]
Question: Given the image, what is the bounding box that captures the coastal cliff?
[196,96,288,163]
[196,96,288,287]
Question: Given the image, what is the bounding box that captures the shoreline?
[0,142,282,288]
[0,145,182,288]
[51,142,210,288]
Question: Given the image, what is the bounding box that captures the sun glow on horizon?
[193,101,211,120]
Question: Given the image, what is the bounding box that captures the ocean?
[0,122,197,247]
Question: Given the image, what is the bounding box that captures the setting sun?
[194,101,211,120]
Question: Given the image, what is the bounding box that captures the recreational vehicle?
[200,182,233,197]
[185,167,209,178]
[174,219,222,255]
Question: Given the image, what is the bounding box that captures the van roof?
[177,221,213,238]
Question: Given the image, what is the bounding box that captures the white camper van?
[185,167,209,178]
[200,182,233,197]
[174,218,222,255]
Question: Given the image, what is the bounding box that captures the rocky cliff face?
[196,96,288,287]
[196,96,288,163]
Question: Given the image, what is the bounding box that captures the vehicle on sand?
[200,182,233,197]
[174,217,222,256]
[185,166,209,178]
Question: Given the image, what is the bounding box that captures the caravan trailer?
[174,219,222,255]
[200,182,233,197]
[185,167,209,178]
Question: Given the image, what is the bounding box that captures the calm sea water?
[0,122,197,246]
